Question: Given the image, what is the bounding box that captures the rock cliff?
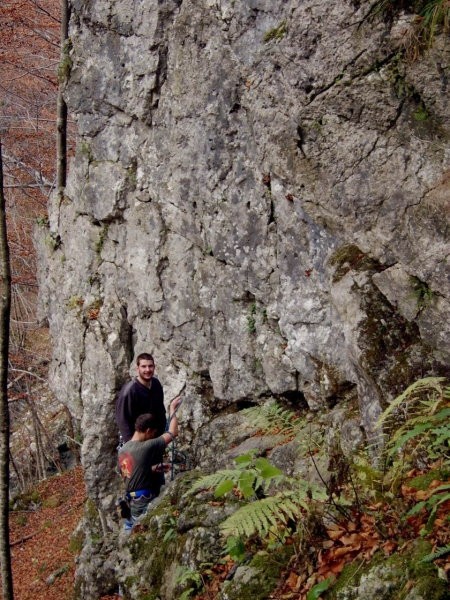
[37,0,449,596]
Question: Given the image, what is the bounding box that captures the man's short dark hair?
[135,413,157,432]
[136,352,154,365]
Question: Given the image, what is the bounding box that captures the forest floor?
[5,462,449,600]
[7,465,120,600]
[8,465,85,600]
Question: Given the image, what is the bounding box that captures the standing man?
[115,353,166,444]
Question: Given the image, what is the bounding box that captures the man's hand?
[169,395,183,416]
[152,463,170,473]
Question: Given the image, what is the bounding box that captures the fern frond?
[220,492,303,538]
[419,544,450,563]
[386,407,450,456]
[431,425,450,447]
[291,477,328,502]
[188,469,245,495]
[377,377,446,428]
[387,422,438,456]
[241,401,301,436]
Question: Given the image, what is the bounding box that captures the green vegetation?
[241,401,302,436]
[263,20,287,43]
[79,140,93,162]
[377,377,449,538]
[175,566,202,599]
[127,163,138,188]
[57,38,73,83]
[15,514,27,527]
[328,244,379,282]
[42,495,62,509]
[418,0,450,48]
[95,224,108,255]
[35,215,49,227]
[368,0,450,58]
[184,377,449,599]
[307,577,334,600]
[67,295,84,310]
[410,275,435,309]
[190,450,284,500]
[413,102,430,121]
[190,448,326,540]
[245,301,270,336]
[44,232,62,251]
[10,488,41,511]
[68,530,84,555]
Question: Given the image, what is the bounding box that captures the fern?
[175,566,202,600]
[377,377,449,467]
[220,492,302,538]
[221,479,327,539]
[241,401,302,437]
[387,408,450,458]
[419,544,450,563]
[376,377,446,426]
[404,484,450,535]
[189,469,246,496]
[187,453,284,499]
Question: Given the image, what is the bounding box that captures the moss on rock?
[329,245,380,284]
[221,546,294,600]
[326,540,450,600]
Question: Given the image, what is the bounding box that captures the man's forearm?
[168,414,178,438]
[161,413,178,445]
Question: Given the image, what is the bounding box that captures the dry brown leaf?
[327,528,345,540]
[330,560,347,575]
[329,546,355,559]
[401,485,416,496]
[414,490,431,501]
[340,533,363,546]
[360,514,375,526]
[382,541,397,555]
[429,480,443,489]
[363,545,380,560]
[286,571,299,590]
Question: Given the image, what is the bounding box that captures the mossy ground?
[221,545,294,600]
[326,540,450,600]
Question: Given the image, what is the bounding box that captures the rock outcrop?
[37,0,449,596]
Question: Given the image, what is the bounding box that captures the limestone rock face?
[37,0,449,595]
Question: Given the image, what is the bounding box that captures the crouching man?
[118,396,181,531]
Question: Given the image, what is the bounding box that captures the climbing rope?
[167,385,186,480]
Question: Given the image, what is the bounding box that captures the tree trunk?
[0,141,14,599]
[56,0,69,196]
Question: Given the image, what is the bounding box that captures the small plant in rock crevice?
[67,295,84,310]
[263,20,288,43]
[175,566,203,599]
[367,0,450,58]
[410,275,435,309]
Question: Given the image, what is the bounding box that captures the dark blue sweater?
[115,377,166,443]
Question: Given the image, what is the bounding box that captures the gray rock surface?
[37,0,449,595]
